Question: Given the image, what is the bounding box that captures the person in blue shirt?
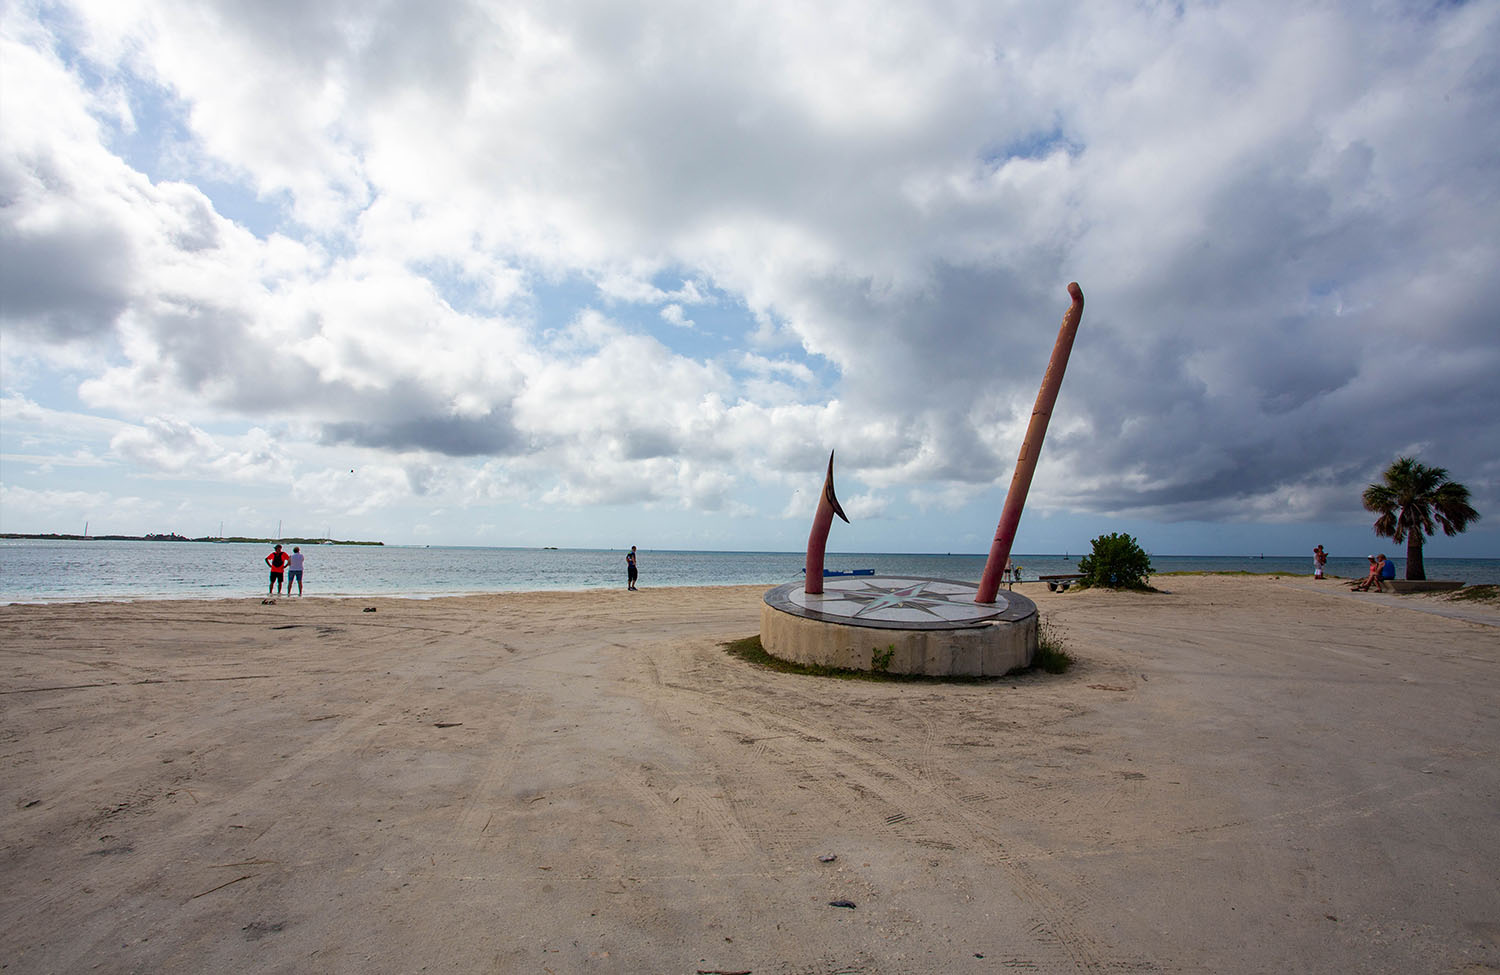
[1378,553,1396,581]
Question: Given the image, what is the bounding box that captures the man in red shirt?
[265,544,290,595]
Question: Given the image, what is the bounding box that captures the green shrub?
[1077,532,1153,590]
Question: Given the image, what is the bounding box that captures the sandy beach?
[2,576,1497,974]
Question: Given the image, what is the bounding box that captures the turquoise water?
[1,539,1496,603]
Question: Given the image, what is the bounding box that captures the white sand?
[2,577,1497,973]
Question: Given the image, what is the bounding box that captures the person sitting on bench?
[1352,556,1380,591]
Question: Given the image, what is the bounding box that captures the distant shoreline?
[1,533,383,546]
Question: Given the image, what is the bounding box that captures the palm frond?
[1363,456,1480,547]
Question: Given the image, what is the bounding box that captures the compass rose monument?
[760,283,1084,676]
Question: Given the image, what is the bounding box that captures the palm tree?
[1362,457,1480,580]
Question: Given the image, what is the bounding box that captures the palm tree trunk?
[1405,535,1425,580]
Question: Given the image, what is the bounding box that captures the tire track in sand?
[620,655,1158,974]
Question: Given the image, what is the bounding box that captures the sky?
[2,0,1497,558]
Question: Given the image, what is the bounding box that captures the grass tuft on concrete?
[1032,615,1073,673]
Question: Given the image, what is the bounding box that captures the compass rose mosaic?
[763,576,1035,631]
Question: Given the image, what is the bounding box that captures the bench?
[1377,579,1464,594]
[1038,573,1085,592]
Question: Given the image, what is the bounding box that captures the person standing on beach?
[627,546,639,591]
[265,544,289,595]
[287,546,304,596]
[1313,545,1327,579]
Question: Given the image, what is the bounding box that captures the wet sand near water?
[2,576,1497,973]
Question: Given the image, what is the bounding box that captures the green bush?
[1077,532,1153,590]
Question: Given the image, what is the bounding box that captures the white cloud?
[659,304,693,329]
[110,416,220,474]
[1,482,116,515]
[2,0,1497,552]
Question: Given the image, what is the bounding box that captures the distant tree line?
[1,533,383,545]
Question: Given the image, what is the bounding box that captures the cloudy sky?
[2,0,1496,557]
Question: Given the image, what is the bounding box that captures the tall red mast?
[976,282,1085,604]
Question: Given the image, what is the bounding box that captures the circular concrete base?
[760,577,1037,677]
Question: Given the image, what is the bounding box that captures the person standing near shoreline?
[265,544,289,595]
[287,546,304,596]
[626,546,639,591]
[1313,545,1327,579]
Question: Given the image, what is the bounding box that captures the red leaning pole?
[976,282,1085,604]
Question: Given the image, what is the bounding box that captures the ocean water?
[1,539,1496,603]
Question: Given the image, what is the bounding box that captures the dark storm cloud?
[0,211,132,340]
[619,429,678,461]
[147,304,281,396]
[794,263,1065,404]
[320,408,526,457]
[1047,287,1500,522]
